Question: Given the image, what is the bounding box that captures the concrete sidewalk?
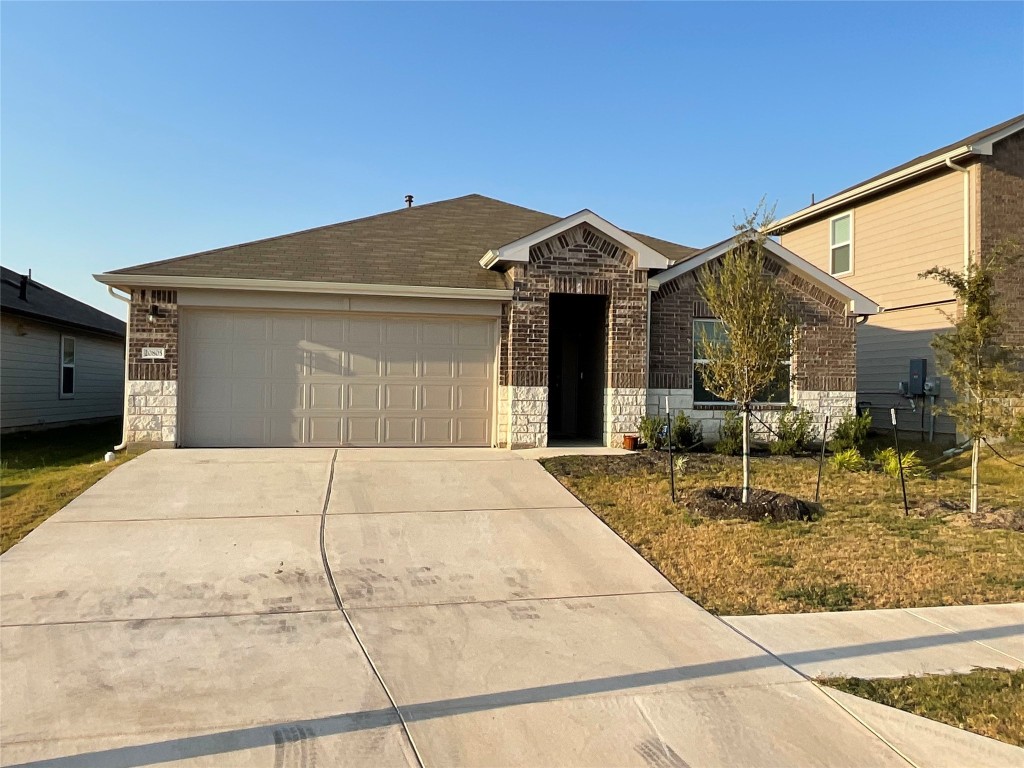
[723,603,1023,679]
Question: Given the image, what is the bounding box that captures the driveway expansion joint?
[318,449,426,768]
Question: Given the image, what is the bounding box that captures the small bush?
[828,447,867,472]
[769,407,815,456]
[873,447,926,478]
[670,411,703,450]
[638,415,667,450]
[829,411,872,452]
[714,411,743,456]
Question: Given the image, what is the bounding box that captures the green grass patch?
[1,421,144,553]
[822,668,1024,747]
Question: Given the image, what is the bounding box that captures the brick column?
[126,289,179,445]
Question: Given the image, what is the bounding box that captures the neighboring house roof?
[648,234,881,316]
[1,266,125,338]
[99,194,698,292]
[770,114,1024,232]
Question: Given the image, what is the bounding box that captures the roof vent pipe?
[405,194,414,208]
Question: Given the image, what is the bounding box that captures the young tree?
[921,241,1023,515]
[698,204,795,502]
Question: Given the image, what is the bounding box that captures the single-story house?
[94,194,879,449]
[1,266,126,432]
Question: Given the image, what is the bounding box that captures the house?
[770,114,1024,440]
[93,194,879,449]
[1,266,126,432]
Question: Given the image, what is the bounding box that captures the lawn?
[1,421,141,553]
[822,668,1024,747]
[541,439,1024,615]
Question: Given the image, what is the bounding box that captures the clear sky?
[2,1,1022,318]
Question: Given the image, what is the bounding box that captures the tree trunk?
[741,408,750,504]
[971,437,980,515]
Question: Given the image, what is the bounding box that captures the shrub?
[769,407,814,456]
[829,411,872,452]
[638,415,667,450]
[828,447,867,472]
[873,447,926,478]
[714,410,743,456]
[670,411,703,450]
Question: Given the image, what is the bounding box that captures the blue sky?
[2,2,1022,318]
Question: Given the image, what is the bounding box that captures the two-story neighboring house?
[769,115,1024,441]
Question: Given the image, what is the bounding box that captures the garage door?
[179,309,495,447]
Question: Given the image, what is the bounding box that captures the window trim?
[692,319,792,406]
[829,211,854,277]
[59,335,76,399]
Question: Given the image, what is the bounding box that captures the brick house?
[94,195,878,449]
[771,114,1023,440]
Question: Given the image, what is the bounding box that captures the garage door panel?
[347,417,380,445]
[422,385,454,411]
[421,418,454,444]
[309,417,342,444]
[384,350,418,377]
[348,350,380,377]
[347,383,381,410]
[348,318,383,345]
[182,310,493,447]
[384,384,418,410]
[383,417,417,444]
[310,383,343,409]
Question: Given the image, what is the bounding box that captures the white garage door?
[179,309,495,447]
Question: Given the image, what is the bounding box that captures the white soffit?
[647,234,881,316]
[479,209,672,270]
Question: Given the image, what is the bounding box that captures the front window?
[693,319,791,405]
[60,336,75,398]
[830,212,853,275]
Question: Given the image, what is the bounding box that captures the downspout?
[108,286,131,452]
[944,157,971,273]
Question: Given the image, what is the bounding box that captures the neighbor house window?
[692,319,791,405]
[60,336,75,398]
[830,212,853,275]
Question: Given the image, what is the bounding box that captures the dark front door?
[548,294,607,441]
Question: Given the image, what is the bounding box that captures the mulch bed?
[914,498,1024,532]
[687,486,822,522]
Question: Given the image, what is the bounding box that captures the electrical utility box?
[908,358,927,396]
[923,377,941,396]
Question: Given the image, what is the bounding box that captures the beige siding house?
[771,115,1024,440]
[1,268,126,432]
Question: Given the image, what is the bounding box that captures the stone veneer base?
[126,380,178,444]
[604,387,646,449]
[509,386,548,449]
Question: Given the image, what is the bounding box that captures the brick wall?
[649,257,857,398]
[502,224,649,447]
[126,288,179,444]
[979,129,1024,354]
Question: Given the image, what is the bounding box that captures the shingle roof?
[1,266,125,338]
[814,113,1024,207]
[108,194,698,290]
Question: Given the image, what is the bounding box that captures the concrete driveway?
[2,449,912,767]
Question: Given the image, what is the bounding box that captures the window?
[692,319,791,405]
[60,336,75,398]
[830,212,853,275]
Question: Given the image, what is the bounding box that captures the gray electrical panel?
[909,358,927,396]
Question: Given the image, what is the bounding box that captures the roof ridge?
[110,193,551,275]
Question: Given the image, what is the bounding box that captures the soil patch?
[688,486,821,522]
[915,498,1024,532]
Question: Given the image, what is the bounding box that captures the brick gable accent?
[649,258,856,395]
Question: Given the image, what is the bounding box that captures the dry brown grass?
[823,669,1024,747]
[542,442,1024,615]
[1,422,143,553]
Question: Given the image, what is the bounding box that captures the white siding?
[1,315,124,430]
